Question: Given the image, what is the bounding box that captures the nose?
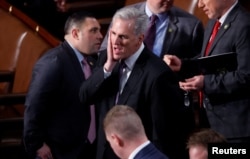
[99,31,103,39]
[113,35,121,44]
[97,30,103,40]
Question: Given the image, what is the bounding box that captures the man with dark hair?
[23,11,103,159]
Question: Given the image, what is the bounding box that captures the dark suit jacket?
[23,41,95,158]
[134,143,169,159]
[183,3,250,139]
[128,3,204,154]
[80,47,184,159]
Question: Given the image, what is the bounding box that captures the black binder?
[183,52,237,78]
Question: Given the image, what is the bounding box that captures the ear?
[138,34,144,45]
[72,28,79,40]
[111,133,124,147]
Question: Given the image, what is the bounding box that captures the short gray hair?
[112,7,148,36]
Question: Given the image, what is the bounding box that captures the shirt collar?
[145,4,168,22]
[124,43,144,71]
[145,4,153,17]
[66,40,86,63]
[218,0,238,24]
[128,141,150,159]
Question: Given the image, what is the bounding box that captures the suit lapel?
[202,21,215,56]
[161,11,178,57]
[86,54,97,71]
[118,64,143,104]
[139,4,178,57]
[63,41,85,81]
[109,62,122,108]
[118,50,147,105]
[202,4,239,56]
[208,22,231,55]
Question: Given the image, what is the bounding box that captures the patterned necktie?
[205,20,221,56]
[144,14,158,51]
[81,58,96,143]
[115,61,127,104]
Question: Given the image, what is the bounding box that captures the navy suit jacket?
[134,143,169,159]
[80,47,183,159]
[24,41,95,158]
[183,3,250,139]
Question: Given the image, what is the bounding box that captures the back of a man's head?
[103,105,146,141]
[187,128,227,159]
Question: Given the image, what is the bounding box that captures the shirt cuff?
[103,67,111,79]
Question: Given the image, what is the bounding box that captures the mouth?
[162,3,169,8]
[203,9,209,15]
[162,1,172,7]
[113,46,123,55]
[95,42,101,46]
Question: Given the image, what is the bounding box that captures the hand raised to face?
[104,30,118,72]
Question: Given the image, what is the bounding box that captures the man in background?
[165,0,250,144]
[187,128,227,159]
[23,11,103,159]
[104,105,169,159]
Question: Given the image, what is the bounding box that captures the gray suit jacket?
[203,3,250,139]
[182,3,250,139]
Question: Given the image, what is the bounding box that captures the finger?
[185,77,195,82]
[180,85,189,91]
[108,31,112,54]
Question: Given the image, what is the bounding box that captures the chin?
[113,56,120,61]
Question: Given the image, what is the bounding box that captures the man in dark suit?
[165,0,250,143]
[103,105,169,159]
[100,1,205,158]
[80,7,183,159]
[23,11,103,159]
